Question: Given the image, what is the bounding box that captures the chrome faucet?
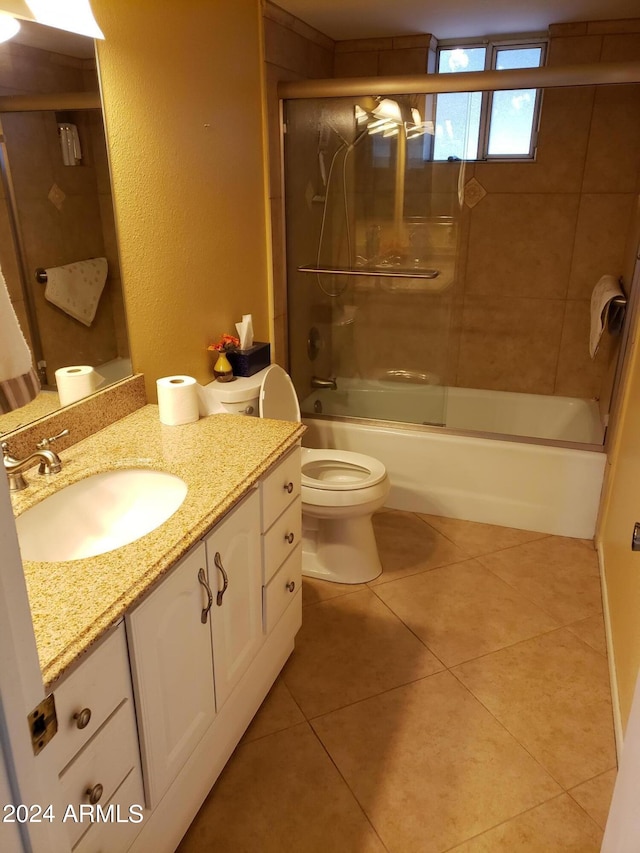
[2,429,69,492]
[311,376,337,391]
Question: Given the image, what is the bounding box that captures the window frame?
[435,36,548,162]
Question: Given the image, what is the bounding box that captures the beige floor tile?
[478,536,603,624]
[283,589,443,718]
[302,575,367,606]
[370,511,467,586]
[569,768,617,829]
[177,723,386,853]
[418,514,547,557]
[566,613,608,656]
[312,671,561,853]
[373,559,559,666]
[453,629,616,789]
[448,794,602,852]
[241,677,305,744]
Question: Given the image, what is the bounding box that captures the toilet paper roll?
[55,365,104,406]
[157,375,200,425]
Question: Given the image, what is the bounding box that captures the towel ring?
[35,268,47,284]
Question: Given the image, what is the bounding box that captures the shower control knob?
[632,522,640,551]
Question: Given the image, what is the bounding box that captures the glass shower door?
[283,95,462,428]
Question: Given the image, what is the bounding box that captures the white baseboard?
[597,540,624,761]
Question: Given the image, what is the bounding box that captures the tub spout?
[311,376,337,391]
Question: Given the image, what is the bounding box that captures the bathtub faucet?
[311,376,337,391]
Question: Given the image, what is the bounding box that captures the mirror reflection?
[0,20,130,433]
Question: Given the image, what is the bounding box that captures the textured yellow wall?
[92,0,269,399]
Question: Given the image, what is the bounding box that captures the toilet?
[204,365,390,583]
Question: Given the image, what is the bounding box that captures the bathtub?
[301,380,607,538]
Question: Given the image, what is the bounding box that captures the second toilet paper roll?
[157,375,200,425]
[55,365,104,406]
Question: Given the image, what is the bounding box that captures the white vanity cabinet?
[50,624,144,853]
[125,541,216,808]
[206,489,262,710]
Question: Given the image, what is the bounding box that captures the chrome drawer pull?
[214,552,229,606]
[73,708,92,730]
[198,568,213,624]
[86,783,103,805]
[284,481,294,494]
[286,581,296,593]
[285,531,295,544]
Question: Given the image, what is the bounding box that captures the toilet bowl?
[203,365,389,583]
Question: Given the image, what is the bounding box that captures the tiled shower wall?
[267,8,640,401]
[0,40,127,383]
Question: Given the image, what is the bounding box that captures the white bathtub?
[302,378,604,444]
[301,381,607,538]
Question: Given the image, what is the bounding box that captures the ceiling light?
[0,11,19,42]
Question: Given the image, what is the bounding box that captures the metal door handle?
[286,581,296,593]
[214,552,229,605]
[86,783,103,805]
[73,708,92,730]
[285,531,295,544]
[284,481,294,494]
[198,568,213,623]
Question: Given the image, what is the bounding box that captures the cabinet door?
[206,490,263,710]
[126,542,216,808]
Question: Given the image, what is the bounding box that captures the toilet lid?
[301,448,387,491]
[259,365,301,423]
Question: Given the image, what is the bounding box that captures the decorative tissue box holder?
[226,342,271,377]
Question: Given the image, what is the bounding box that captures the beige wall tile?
[263,17,308,76]
[601,32,640,60]
[378,48,428,76]
[475,88,594,194]
[568,194,636,299]
[457,295,564,394]
[307,40,333,78]
[582,84,640,193]
[392,35,435,50]
[549,22,589,37]
[335,38,392,52]
[547,35,603,64]
[588,19,640,35]
[465,194,579,299]
[554,299,611,398]
[334,50,379,78]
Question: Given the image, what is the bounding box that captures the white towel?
[590,274,624,359]
[44,257,108,327]
[0,264,32,382]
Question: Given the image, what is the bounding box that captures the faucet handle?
[37,428,69,450]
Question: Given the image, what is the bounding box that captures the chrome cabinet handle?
[73,708,92,730]
[284,481,294,494]
[285,531,295,544]
[286,581,296,593]
[198,568,213,624]
[86,783,103,805]
[214,552,229,606]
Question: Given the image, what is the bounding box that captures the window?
[433,40,546,162]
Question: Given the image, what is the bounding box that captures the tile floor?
[178,510,617,852]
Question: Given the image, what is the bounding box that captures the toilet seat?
[301,448,386,491]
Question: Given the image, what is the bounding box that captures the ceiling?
[276,0,640,41]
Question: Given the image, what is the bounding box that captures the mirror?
[0,20,130,434]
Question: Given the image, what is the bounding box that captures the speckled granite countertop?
[11,406,305,689]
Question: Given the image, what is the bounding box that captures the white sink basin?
[16,469,188,562]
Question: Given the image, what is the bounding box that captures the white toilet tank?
[201,368,268,417]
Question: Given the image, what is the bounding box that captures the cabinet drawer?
[262,497,301,584]
[52,624,133,772]
[59,700,139,848]
[263,544,302,634]
[73,764,145,853]
[261,446,301,531]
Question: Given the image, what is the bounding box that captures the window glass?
[434,48,485,161]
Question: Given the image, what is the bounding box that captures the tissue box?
[226,342,271,377]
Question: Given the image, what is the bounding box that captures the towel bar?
[35,268,47,284]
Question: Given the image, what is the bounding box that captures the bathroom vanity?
[12,405,304,852]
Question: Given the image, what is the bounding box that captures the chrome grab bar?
[311,376,337,390]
